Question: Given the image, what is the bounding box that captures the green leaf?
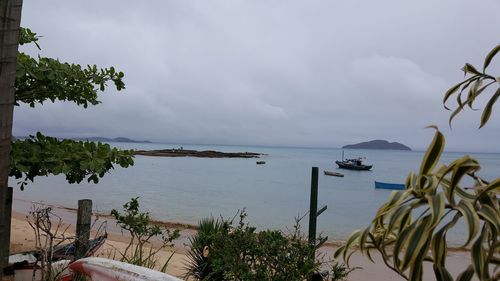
[419,126,445,177]
[443,82,463,109]
[408,234,431,281]
[483,44,500,71]
[477,205,500,232]
[402,216,431,271]
[471,229,487,280]
[456,265,475,281]
[433,265,453,281]
[358,226,372,255]
[427,193,445,229]
[476,178,500,199]
[342,230,361,265]
[479,87,500,128]
[455,200,480,247]
[462,63,481,75]
[448,157,480,202]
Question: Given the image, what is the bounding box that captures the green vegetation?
[185,211,351,281]
[110,197,180,272]
[336,45,500,281]
[10,28,134,189]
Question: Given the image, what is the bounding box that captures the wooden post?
[308,167,329,281]
[0,187,12,278]
[74,199,92,261]
[308,167,319,246]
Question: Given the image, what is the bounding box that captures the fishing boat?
[335,151,372,171]
[323,170,344,177]
[374,181,405,190]
[256,161,266,165]
[6,234,107,281]
[335,158,372,171]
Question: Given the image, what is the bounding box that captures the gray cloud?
[14,0,500,152]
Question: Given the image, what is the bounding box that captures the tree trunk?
[0,0,22,278]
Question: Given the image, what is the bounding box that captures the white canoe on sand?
[69,257,182,281]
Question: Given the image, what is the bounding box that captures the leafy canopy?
[11,28,134,188]
[16,28,125,107]
[10,133,133,190]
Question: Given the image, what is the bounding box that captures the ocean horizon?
[11,141,500,244]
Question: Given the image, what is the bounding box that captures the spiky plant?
[184,217,228,281]
[335,44,500,281]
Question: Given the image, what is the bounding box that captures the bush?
[185,211,320,281]
[110,197,180,272]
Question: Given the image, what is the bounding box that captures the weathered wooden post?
[0,187,13,278]
[308,167,319,245]
[74,199,92,260]
[308,167,328,248]
[308,167,328,281]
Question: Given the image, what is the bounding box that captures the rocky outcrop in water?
[134,149,262,158]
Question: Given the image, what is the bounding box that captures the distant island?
[342,140,411,151]
[73,137,152,143]
[135,149,262,158]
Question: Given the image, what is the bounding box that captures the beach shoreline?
[9,198,476,280]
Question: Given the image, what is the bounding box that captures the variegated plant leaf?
[455,200,480,247]
[480,87,500,128]
[419,127,445,177]
[483,44,500,71]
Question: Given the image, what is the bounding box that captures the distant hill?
[342,140,411,150]
[73,137,152,143]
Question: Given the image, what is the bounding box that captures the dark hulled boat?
[335,157,372,171]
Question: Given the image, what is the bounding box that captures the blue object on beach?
[374,181,405,190]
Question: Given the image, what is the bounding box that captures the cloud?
[14,0,500,152]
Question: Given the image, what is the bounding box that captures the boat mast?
[342,150,344,161]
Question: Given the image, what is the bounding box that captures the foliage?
[19,27,40,48]
[16,52,125,108]
[444,44,500,128]
[10,132,134,190]
[185,212,321,281]
[11,28,133,189]
[16,27,125,107]
[329,262,358,281]
[110,198,180,272]
[335,45,500,281]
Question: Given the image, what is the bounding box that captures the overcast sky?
[15,0,500,152]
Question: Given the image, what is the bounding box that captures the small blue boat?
[374,181,405,190]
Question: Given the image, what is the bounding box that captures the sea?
[11,142,500,244]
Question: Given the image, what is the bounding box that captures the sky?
[14,0,500,152]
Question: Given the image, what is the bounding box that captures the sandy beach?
[8,199,476,281]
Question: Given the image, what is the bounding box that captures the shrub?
[185,211,320,281]
[110,197,180,272]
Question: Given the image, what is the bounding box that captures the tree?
[0,0,23,278]
[335,44,499,281]
[1,18,136,279]
[11,27,134,190]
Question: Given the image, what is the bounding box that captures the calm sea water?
[11,142,500,243]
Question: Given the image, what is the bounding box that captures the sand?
[7,199,477,281]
